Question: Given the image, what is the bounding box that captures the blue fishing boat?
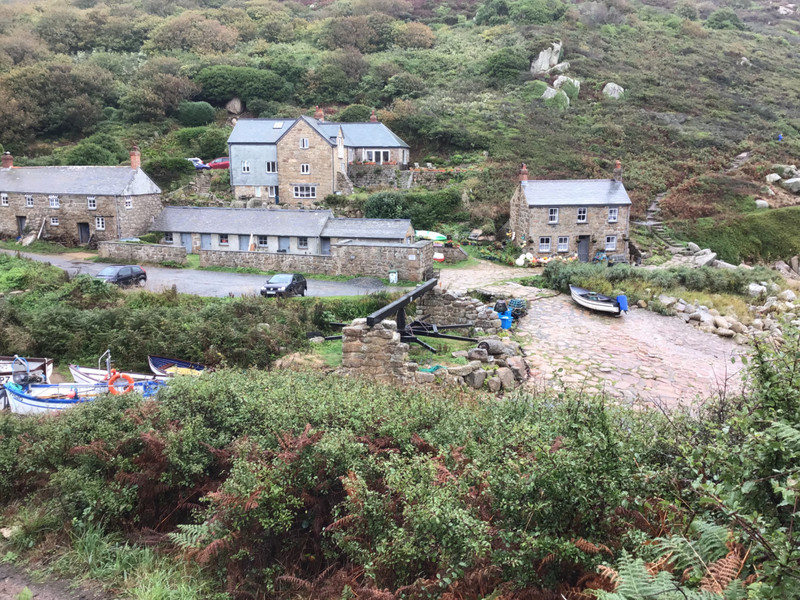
[147,355,206,377]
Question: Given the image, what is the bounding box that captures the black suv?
[95,265,147,287]
[260,273,307,298]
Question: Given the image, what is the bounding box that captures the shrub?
[62,142,117,166]
[336,104,372,122]
[705,7,745,29]
[142,156,195,189]
[176,101,216,127]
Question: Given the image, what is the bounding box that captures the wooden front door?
[578,236,590,262]
[77,222,90,244]
[16,216,26,237]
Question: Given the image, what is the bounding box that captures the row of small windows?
[241,161,311,175]
[0,194,130,209]
[164,232,309,249]
[47,216,104,229]
[538,235,617,253]
[547,207,618,224]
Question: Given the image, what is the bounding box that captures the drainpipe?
[113,195,122,238]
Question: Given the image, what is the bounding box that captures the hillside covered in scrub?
[1,0,800,257]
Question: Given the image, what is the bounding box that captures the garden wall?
[98,242,187,265]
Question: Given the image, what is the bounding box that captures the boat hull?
[5,380,165,415]
[569,285,621,316]
[69,364,167,385]
[148,355,205,377]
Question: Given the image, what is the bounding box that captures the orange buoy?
[108,372,135,395]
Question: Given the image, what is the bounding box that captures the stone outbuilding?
[508,162,632,262]
[150,206,414,255]
[227,109,410,207]
[0,149,162,244]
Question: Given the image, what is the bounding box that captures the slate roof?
[321,218,412,240]
[0,167,161,195]
[151,207,333,237]
[520,179,631,207]
[229,118,409,148]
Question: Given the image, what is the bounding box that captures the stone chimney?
[130,146,141,170]
[370,109,378,123]
[1,152,13,169]
[314,105,324,121]
[613,159,622,182]
[519,163,528,182]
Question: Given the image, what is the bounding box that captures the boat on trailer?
[569,285,627,316]
[148,355,205,377]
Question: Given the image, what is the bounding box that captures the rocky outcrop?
[553,75,580,95]
[781,178,800,193]
[755,199,770,209]
[226,97,243,114]
[602,82,625,99]
[530,42,569,75]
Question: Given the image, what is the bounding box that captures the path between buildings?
[440,262,745,408]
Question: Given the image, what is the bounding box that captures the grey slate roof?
[321,218,412,240]
[521,179,631,207]
[150,206,333,237]
[0,167,161,195]
[229,118,409,149]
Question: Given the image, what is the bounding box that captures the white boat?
[4,379,165,415]
[69,364,167,385]
[415,230,447,242]
[0,356,52,385]
[569,285,626,316]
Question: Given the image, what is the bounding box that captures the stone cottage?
[227,108,410,207]
[508,162,631,261]
[0,149,162,244]
[150,206,414,255]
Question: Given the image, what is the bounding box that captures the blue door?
[239,235,250,251]
[278,237,290,253]
[321,238,331,255]
[200,234,211,250]
[181,233,193,253]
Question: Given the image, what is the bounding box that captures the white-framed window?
[300,138,309,149]
[219,234,229,245]
[577,207,587,223]
[365,150,374,162]
[25,195,33,207]
[557,236,569,252]
[539,236,551,252]
[608,207,618,223]
[0,193,7,206]
[293,185,317,199]
[265,161,277,173]
[95,216,105,231]
[300,164,310,174]
[548,207,559,224]
[298,236,308,249]
[49,195,59,208]
[87,197,96,210]
[50,217,59,226]
[164,232,174,243]
[125,196,132,209]
[257,235,268,247]
[241,161,250,173]
[267,186,276,198]
[605,235,617,251]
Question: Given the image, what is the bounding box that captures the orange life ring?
[108,372,135,395]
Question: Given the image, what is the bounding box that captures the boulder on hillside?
[748,282,767,297]
[603,82,625,99]
[780,178,800,193]
[541,86,559,99]
[755,199,770,209]
[778,5,795,14]
[553,75,580,94]
[766,173,782,183]
[687,242,701,252]
[226,97,243,114]
[773,164,800,178]
[531,42,562,75]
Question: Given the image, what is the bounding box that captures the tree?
[142,156,196,189]
[84,133,129,163]
[177,101,217,127]
[510,0,567,24]
[383,72,425,100]
[197,128,230,159]
[705,7,745,29]
[475,0,511,25]
[146,12,239,54]
[195,66,287,105]
[393,22,435,49]
[63,143,117,166]
[336,104,372,122]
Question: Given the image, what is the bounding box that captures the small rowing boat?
[1,356,52,385]
[569,285,627,316]
[69,364,167,385]
[148,355,205,377]
[5,380,165,415]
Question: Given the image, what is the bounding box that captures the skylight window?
[272,121,284,129]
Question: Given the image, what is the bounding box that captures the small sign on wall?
[408,255,416,261]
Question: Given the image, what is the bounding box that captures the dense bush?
[364,188,467,229]
[142,156,195,189]
[177,101,216,127]
[195,65,288,105]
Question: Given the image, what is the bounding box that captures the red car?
[208,157,230,169]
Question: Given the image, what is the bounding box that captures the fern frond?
[700,548,742,594]
[767,420,800,449]
[167,522,212,551]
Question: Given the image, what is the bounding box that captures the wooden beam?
[366,278,439,326]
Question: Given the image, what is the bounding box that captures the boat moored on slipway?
[569,285,628,316]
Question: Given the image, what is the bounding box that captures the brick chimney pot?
[370,109,378,123]
[519,163,528,182]
[130,146,141,170]
[314,105,324,121]
[1,152,12,169]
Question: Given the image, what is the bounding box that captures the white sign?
[408,255,417,261]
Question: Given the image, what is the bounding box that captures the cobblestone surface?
[441,263,745,407]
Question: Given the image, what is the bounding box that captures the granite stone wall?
[341,319,413,384]
[98,242,187,264]
[415,287,502,333]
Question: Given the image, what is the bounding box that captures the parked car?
[208,157,230,169]
[186,157,211,170]
[260,273,307,298]
[95,265,147,287]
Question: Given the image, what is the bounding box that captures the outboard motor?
[12,370,30,386]
[616,294,629,313]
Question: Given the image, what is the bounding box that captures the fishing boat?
[1,356,53,385]
[5,380,165,415]
[569,285,628,316]
[69,350,167,385]
[148,355,206,377]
